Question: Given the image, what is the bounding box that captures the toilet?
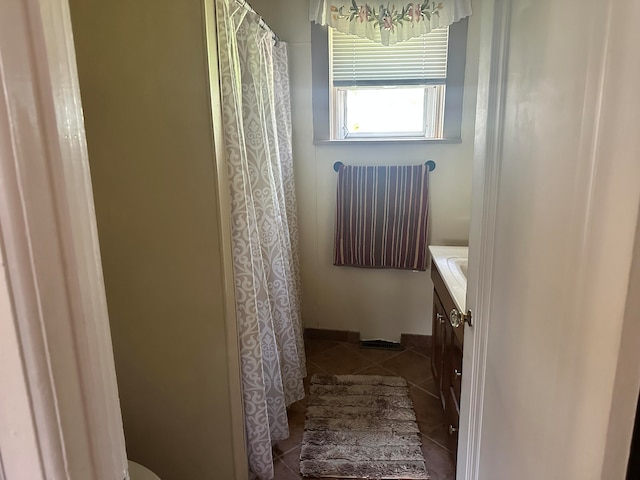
[128,460,162,480]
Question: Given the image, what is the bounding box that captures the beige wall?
[251,0,480,340]
[68,2,238,479]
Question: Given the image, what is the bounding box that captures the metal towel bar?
[333,160,436,172]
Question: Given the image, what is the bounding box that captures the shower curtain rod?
[233,0,281,44]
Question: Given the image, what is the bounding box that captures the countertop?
[429,245,469,312]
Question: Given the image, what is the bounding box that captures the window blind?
[330,27,449,87]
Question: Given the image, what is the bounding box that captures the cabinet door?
[431,293,447,409]
[446,384,460,457]
[450,330,463,407]
[444,317,463,462]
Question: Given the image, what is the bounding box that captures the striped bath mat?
[300,374,429,479]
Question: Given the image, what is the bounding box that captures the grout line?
[307,360,329,375]
[277,444,299,458]
[276,456,302,479]
[406,346,432,360]
[304,342,344,362]
[421,432,454,454]
[410,380,440,401]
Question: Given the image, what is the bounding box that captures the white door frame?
[458,0,640,478]
[0,0,128,478]
[456,0,509,478]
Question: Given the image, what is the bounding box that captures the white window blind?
[330,27,449,87]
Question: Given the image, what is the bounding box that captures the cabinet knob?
[449,424,458,435]
[437,313,445,324]
[454,369,462,378]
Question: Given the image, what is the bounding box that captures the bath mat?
[300,374,429,479]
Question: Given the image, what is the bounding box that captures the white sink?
[447,256,468,288]
[429,246,469,312]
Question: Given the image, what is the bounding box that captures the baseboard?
[400,333,432,350]
[304,328,431,354]
[304,328,360,344]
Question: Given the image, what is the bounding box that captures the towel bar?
[333,161,436,172]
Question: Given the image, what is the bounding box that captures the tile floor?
[272,338,456,480]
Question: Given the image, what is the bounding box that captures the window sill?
[313,137,462,146]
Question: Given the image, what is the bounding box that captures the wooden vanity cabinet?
[430,259,464,458]
[431,295,447,409]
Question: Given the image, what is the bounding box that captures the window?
[311,19,468,142]
[330,28,449,140]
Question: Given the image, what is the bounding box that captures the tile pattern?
[272,338,456,480]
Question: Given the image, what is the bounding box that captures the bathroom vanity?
[428,246,468,458]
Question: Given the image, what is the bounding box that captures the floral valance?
[310,0,472,45]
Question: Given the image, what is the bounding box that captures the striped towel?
[333,164,430,271]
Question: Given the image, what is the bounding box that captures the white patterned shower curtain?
[215,1,306,479]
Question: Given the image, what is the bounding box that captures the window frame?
[311,18,469,144]
[331,84,445,140]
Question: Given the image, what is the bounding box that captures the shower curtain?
[216,1,306,479]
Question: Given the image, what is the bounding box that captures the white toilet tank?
[128,460,161,480]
